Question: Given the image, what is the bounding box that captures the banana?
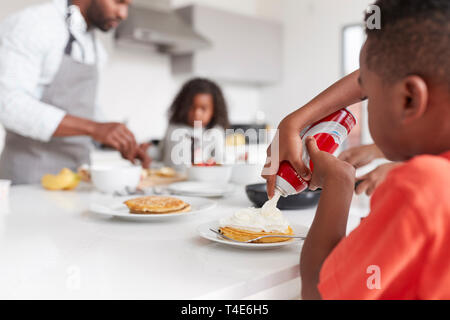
[41,168,80,191]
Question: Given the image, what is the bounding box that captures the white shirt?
[0,0,107,142]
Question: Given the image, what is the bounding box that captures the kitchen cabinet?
[172,5,283,85]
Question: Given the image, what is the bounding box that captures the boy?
[267,0,450,299]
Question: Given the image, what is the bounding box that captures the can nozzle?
[275,186,288,198]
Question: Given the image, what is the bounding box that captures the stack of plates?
[167,182,235,198]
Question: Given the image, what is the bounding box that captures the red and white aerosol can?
[275,109,357,197]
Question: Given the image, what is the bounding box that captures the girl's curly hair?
[168,78,230,129]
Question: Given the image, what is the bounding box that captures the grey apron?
[0,4,98,185]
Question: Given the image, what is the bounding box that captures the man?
[0,0,150,185]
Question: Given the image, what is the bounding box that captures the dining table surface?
[0,183,370,300]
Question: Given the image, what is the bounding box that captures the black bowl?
[245,183,321,210]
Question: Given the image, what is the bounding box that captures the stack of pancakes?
[219,226,294,243]
[124,196,191,215]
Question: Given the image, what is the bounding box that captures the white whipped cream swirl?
[220,192,290,233]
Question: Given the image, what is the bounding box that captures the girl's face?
[188,93,214,127]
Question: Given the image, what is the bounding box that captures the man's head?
[359,0,450,161]
[78,0,132,32]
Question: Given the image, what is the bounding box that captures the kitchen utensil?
[245,183,321,210]
[209,228,306,243]
[113,186,146,197]
[89,195,216,221]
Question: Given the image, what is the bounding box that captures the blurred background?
[0,0,373,154]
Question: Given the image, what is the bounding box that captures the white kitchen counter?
[0,184,370,300]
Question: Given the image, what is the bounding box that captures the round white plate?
[197,221,309,249]
[167,182,235,198]
[89,196,216,221]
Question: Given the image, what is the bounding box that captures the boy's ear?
[399,75,429,124]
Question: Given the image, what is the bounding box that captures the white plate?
[89,196,216,221]
[197,221,309,249]
[167,182,235,198]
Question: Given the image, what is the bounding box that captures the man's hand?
[135,143,152,169]
[53,115,151,167]
[338,144,384,169]
[355,162,400,196]
[262,116,312,199]
[91,122,138,162]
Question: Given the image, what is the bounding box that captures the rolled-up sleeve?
[0,15,66,142]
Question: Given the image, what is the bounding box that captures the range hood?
[115,5,211,55]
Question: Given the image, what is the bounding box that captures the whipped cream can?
[275,109,357,196]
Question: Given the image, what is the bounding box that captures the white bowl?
[186,165,233,183]
[90,165,142,194]
[231,163,265,185]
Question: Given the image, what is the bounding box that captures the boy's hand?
[355,162,400,196]
[262,117,312,198]
[306,136,356,191]
[300,136,356,300]
[338,144,384,169]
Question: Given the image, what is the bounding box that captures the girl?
[160,78,230,169]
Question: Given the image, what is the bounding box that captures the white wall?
[97,34,264,142]
[260,0,371,127]
[100,0,283,142]
[172,0,282,22]
[171,0,373,130]
[0,0,44,20]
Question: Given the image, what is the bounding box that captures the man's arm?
[0,14,67,142]
[0,16,150,166]
[299,137,355,300]
[54,115,144,164]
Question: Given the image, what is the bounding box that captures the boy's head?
[359,0,450,161]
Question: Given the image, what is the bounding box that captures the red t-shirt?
[318,151,450,300]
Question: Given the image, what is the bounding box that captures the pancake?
[156,167,177,178]
[219,226,294,243]
[124,196,191,215]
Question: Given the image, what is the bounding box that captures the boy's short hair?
[365,0,450,87]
